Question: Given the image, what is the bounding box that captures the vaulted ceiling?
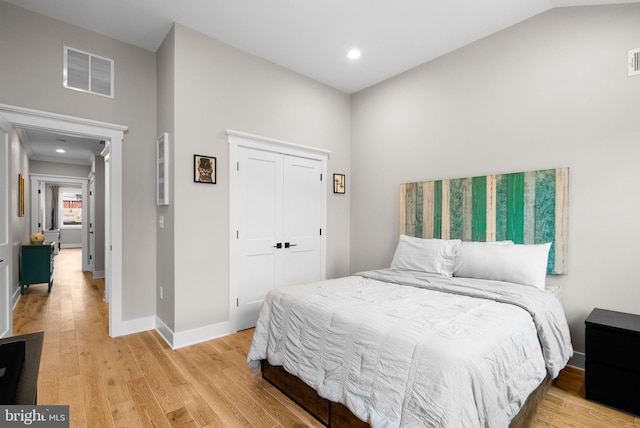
[6,0,636,94]
[7,0,635,164]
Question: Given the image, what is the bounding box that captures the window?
[60,189,82,227]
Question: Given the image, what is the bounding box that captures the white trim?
[155,316,233,350]
[0,115,13,338]
[155,317,174,347]
[92,271,105,279]
[226,129,331,159]
[30,175,89,269]
[0,103,127,337]
[60,243,82,249]
[227,130,330,333]
[118,315,155,336]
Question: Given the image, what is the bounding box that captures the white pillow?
[390,235,461,277]
[453,241,552,289]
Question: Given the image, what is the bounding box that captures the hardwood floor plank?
[108,336,145,383]
[128,377,171,428]
[166,407,198,428]
[173,382,225,428]
[60,329,80,379]
[12,249,640,427]
[61,375,88,428]
[111,399,144,427]
[123,333,185,415]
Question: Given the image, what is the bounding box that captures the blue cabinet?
[20,242,54,294]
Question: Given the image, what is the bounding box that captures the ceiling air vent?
[629,48,640,77]
[63,46,114,97]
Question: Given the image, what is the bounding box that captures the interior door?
[235,147,323,330]
[281,155,322,286]
[0,114,13,337]
[236,147,283,330]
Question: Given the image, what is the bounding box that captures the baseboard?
[11,283,21,310]
[155,317,174,348]
[59,243,81,249]
[115,315,155,337]
[568,351,585,369]
[92,271,105,279]
[155,317,233,349]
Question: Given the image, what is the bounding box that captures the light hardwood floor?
[13,248,640,427]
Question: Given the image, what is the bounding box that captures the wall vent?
[63,46,114,97]
[629,48,640,77]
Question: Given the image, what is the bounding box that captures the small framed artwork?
[18,173,25,217]
[194,155,216,184]
[333,173,345,194]
[157,132,169,205]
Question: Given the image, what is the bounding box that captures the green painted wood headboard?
[399,168,568,274]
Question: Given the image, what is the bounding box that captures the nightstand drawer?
[586,326,640,372]
[586,360,640,416]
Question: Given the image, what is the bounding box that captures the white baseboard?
[60,243,81,248]
[11,283,21,309]
[155,317,174,347]
[114,315,156,337]
[92,271,105,279]
[155,317,234,349]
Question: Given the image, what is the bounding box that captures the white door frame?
[29,174,89,269]
[0,114,13,338]
[0,104,128,337]
[88,172,96,275]
[227,129,330,332]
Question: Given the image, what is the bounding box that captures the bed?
[248,236,573,427]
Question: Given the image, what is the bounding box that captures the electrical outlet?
[159,286,163,300]
[159,215,164,229]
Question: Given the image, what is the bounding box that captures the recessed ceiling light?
[347,49,361,60]
[56,148,66,153]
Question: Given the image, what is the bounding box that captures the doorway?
[0,103,127,337]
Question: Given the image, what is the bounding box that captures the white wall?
[163,24,352,334]
[0,1,157,323]
[351,4,640,352]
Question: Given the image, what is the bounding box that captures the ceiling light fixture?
[56,148,66,153]
[347,48,361,60]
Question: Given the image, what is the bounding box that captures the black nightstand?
[585,308,640,416]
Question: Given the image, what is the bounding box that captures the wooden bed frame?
[261,360,552,428]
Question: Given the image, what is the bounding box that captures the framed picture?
[157,132,169,205]
[333,173,345,194]
[18,173,25,217]
[194,155,216,184]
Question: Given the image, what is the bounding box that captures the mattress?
[248,269,573,427]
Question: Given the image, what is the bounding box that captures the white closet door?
[281,155,322,286]
[237,147,283,330]
[235,147,323,330]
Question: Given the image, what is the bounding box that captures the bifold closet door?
[236,147,322,330]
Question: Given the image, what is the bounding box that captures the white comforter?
[247,269,573,427]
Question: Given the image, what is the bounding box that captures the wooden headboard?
[400,168,568,274]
